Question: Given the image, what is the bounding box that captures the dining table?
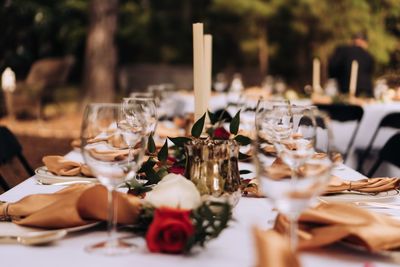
[1,150,400,267]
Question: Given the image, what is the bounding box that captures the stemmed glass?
[80,103,147,255]
[255,99,290,154]
[122,97,157,136]
[254,104,332,251]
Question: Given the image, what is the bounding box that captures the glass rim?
[123,97,156,101]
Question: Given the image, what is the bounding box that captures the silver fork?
[36,180,96,186]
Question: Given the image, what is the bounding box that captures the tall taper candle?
[349,60,358,97]
[193,23,205,121]
[204,34,212,120]
[312,58,322,93]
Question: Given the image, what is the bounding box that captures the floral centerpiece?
[127,109,251,199]
[124,109,252,254]
[134,173,232,254]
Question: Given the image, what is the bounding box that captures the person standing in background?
[328,32,375,97]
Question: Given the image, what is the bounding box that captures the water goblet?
[80,103,147,255]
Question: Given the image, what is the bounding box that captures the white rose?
[145,173,201,210]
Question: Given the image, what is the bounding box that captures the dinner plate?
[320,189,399,203]
[34,166,97,185]
[0,221,101,237]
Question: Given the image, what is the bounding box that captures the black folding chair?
[0,126,34,191]
[367,133,400,177]
[357,112,400,173]
[316,104,364,160]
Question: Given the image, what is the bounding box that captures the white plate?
[320,190,399,203]
[0,222,100,237]
[34,166,97,185]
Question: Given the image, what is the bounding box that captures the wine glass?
[255,99,290,154]
[214,73,228,92]
[80,103,147,255]
[254,104,332,251]
[122,97,157,137]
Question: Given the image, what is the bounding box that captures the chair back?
[0,126,22,164]
[26,56,74,89]
[367,133,400,177]
[380,133,400,168]
[357,112,400,173]
[0,126,34,190]
[380,113,400,129]
[316,104,364,160]
[316,104,363,122]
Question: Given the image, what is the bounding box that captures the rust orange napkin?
[326,176,400,194]
[0,184,141,229]
[253,227,300,267]
[43,155,93,177]
[87,148,130,161]
[274,202,400,252]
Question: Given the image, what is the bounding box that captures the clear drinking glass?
[254,104,331,251]
[255,99,290,155]
[122,97,157,136]
[80,103,147,255]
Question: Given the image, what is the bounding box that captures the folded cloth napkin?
[0,184,141,229]
[266,153,344,180]
[156,123,184,138]
[274,202,400,252]
[88,133,128,149]
[253,227,300,267]
[71,139,81,149]
[88,148,130,161]
[326,176,400,194]
[43,155,94,177]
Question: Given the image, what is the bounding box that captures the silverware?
[36,180,96,186]
[354,201,400,210]
[0,230,67,246]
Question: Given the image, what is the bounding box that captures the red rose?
[167,156,177,163]
[168,165,185,175]
[214,127,230,140]
[146,208,194,254]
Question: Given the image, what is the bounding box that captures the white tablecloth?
[1,151,400,267]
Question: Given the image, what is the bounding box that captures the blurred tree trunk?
[258,25,269,76]
[83,0,118,102]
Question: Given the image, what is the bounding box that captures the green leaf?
[191,113,206,138]
[147,134,156,153]
[207,110,218,125]
[156,167,169,178]
[234,134,251,146]
[138,158,156,173]
[168,136,192,146]
[157,140,168,162]
[230,110,241,135]
[145,168,161,185]
[239,152,251,161]
[239,169,252,175]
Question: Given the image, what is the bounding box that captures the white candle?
[193,23,205,121]
[312,58,321,93]
[1,67,16,93]
[349,60,358,97]
[203,34,212,119]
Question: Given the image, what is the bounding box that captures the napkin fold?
[253,227,300,267]
[326,176,400,194]
[274,202,400,252]
[72,134,129,149]
[0,184,141,229]
[43,155,93,177]
[88,148,130,161]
